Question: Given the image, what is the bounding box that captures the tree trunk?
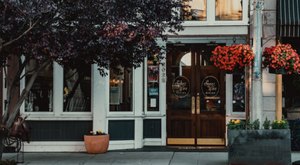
[0,60,50,160]
[5,60,50,128]
[2,58,27,125]
[0,136,4,160]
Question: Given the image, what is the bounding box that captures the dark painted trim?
[28,120,92,141]
[108,120,134,140]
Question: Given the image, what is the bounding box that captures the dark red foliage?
[0,0,183,73]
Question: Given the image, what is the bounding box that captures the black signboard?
[201,76,220,97]
[172,76,190,98]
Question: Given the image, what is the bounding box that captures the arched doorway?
[166,44,226,146]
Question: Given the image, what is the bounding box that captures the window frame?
[20,62,92,121]
[108,67,134,113]
[182,0,249,26]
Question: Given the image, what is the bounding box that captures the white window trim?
[226,73,247,116]
[144,59,162,115]
[21,62,92,120]
[107,66,135,116]
[144,40,167,117]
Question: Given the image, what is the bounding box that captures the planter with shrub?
[227,118,291,165]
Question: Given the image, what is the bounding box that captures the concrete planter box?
[228,129,291,165]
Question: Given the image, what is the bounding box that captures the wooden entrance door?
[166,44,225,146]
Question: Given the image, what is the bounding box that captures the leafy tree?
[0,0,183,159]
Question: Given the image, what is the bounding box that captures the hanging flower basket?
[210,44,254,73]
[263,43,300,74]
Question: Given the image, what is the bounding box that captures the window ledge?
[182,21,249,27]
[25,113,92,121]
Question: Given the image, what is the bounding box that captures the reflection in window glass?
[169,52,192,111]
[232,71,245,112]
[282,39,300,119]
[284,75,300,119]
[109,67,132,112]
[202,99,222,111]
[216,0,242,21]
[63,65,91,112]
[182,0,207,21]
[25,60,53,112]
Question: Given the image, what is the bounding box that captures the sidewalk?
[3,152,300,165]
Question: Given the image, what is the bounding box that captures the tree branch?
[1,19,39,49]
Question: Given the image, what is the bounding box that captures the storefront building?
[2,0,296,152]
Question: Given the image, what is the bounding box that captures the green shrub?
[263,117,271,129]
[252,119,260,130]
[227,119,244,130]
[271,119,289,129]
[227,118,289,130]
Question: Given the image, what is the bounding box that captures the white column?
[133,66,144,148]
[251,0,264,123]
[226,74,233,116]
[92,65,108,132]
[53,62,63,116]
[207,0,215,23]
[160,54,167,146]
[157,40,167,146]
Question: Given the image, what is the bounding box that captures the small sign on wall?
[149,87,159,96]
[150,98,157,108]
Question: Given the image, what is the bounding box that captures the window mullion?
[54,62,63,116]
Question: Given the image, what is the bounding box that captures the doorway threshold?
[111,146,227,152]
[167,146,227,152]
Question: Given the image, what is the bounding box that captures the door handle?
[196,96,200,114]
[191,96,195,114]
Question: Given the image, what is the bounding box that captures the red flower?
[210,44,254,72]
[263,44,299,74]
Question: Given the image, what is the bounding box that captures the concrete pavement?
[3,152,300,165]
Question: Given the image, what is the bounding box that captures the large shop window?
[216,0,242,21]
[63,65,91,112]
[25,60,53,112]
[109,67,132,112]
[182,0,207,21]
[232,70,245,112]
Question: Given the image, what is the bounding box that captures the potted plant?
[84,130,109,154]
[210,44,254,73]
[227,118,291,165]
[263,43,300,74]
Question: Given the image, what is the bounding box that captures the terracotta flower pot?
[84,134,109,154]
